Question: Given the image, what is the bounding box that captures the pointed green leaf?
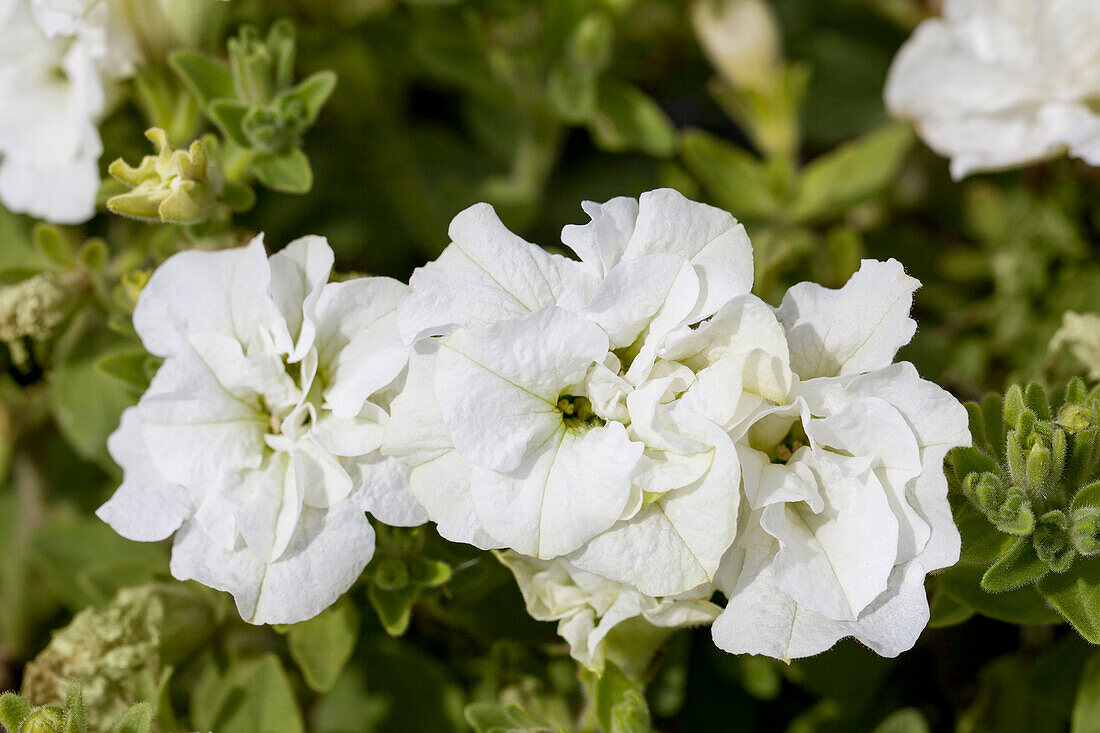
[34,224,72,267]
[679,129,780,220]
[588,662,651,733]
[368,583,422,637]
[1025,382,1051,421]
[956,502,1016,565]
[207,99,251,148]
[198,655,304,733]
[588,80,675,158]
[1038,555,1100,643]
[0,693,31,733]
[107,702,153,733]
[789,123,913,222]
[275,71,337,129]
[965,402,989,454]
[927,587,975,628]
[951,446,999,485]
[252,148,313,194]
[938,565,1062,625]
[169,51,235,109]
[1073,482,1100,512]
[407,557,452,588]
[95,350,152,392]
[285,598,359,693]
[63,682,85,733]
[982,537,1049,592]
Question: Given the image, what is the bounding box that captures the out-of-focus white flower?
[0,0,137,223]
[498,552,719,675]
[98,236,424,624]
[885,0,1100,179]
[1051,311,1100,381]
[386,189,755,598]
[690,0,782,92]
[710,260,971,660]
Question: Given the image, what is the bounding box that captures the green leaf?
[77,239,108,271]
[548,65,597,124]
[368,582,422,636]
[285,598,359,693]
[678,129,780,220]
[872,708,930,733]
[1039,555,1100,643]
[95,350,152,392]
[275,71,337,129]
[169,51,236,108]
[34,223,73,267]
[982,536,1049,592]
[253,148,313,194]
[789,123,914,222]
[927,587,975,628]
[108,702,154,733]
[588,662,651,733]
[588,80,675,158]
[956,502,1016,565]
[196,655,304,733]
[407,557,452,588]
[463,702,563,733]
[938,565,1062,625]
[951,446,999,485]
[207,99,251,148]
[1072,652,1100,733]
[1073,481,1100,512]
[63,682,85,733]
[0,692,31,733]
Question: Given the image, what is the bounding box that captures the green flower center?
[557,395,606,431]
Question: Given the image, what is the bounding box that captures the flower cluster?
[885,0,1100,179]
[101,189,968,665]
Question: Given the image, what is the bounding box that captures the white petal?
[171,499,376,625]
[760,452,898,621]
[623,188,754,319]
[434,306,608,472]
[235,453,303,562]
[0,148,100,224]
[473,422,642,558]
[268,235,333,361]
[777,259,918,379]
[397,203,592,343]
[132,236,284,359]
[349,454,427,527]
[97,408,192,541]
[560,197,639,278]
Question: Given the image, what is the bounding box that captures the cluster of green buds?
[169,19,336,194]
[364,525,453,637]
[953,378,1100,588]
[0,682,153,733]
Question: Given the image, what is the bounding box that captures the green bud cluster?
[953,378,1100,583]
[365,525,453,637]
[169,19,336,195]
[107,128,221,224]
[0,681,154,733]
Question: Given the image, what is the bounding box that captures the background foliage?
[5,0,1100,730]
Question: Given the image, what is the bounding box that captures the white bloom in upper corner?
[498,552,719,675]
[386,189,761,598]
[0,0,137,223]
[710,259,971,660]
[691,0,782,92]
[885,0,1100,179]
[1051,311,1100,381]
[97,236,424,625]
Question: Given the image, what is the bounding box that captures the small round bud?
[20,706,64,733]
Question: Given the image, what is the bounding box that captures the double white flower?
[0,0,137,222]
[886,0,1100,178]
[98,236,424,624]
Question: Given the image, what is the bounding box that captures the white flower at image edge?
[885,0,1100,179]
[97,235,425,625]
[0,0,137,223]
[711,260,971,660]
[384,189,756,599]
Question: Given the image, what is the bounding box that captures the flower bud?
[1057,403,1093,433]
[691,0,782,93]
[107,128,221,224]
[1072,507,1100,555]
[1033,510,1075,573]
[0,274,66,344]
[1025,441,1052,490]
[20,706,64,733]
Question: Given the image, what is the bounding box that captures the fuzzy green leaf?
[207,99,251,148]
[1038,555,1100,643]
[0,693,31,733]
[63,682,85,733]
[938,565,1062,625]
[982,536,1049,592]
[275,71,337,129]
[107,703,153,733]
[169,51,235,109]
[368,583,422,637]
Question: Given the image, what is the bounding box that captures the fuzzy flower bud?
[20,706,65,733]
[20,584,215,729]
[107,128,220,224]
[0,274,67,343]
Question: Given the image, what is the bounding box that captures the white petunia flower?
[498,552,719,675]
[885,0,1100,179]
[385,189,758,598]
[0,0,137,222]
[710,260,971,660]
[97,236,424,624]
